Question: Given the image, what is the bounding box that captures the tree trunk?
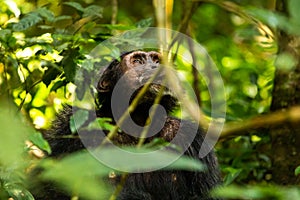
[270,0,300,184]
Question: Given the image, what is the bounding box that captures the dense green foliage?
[1,0,300,199]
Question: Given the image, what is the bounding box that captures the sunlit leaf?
[295,165,300,176]
[223,167,242,185]
[29,131,51,154]
[53,15,72,22]
[0,101,30,165]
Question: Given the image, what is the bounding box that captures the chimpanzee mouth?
[130,83,178,111]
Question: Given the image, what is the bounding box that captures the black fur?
[36,51,222,200]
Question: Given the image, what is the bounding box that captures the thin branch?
[111,0,118,25]
[219,106,300,140]
[196,0,275,40]
[187,28,201,106]
[177,1,200,33]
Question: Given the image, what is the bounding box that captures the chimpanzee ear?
[98,78,110,92]
[98,70,114,92]
[97,60,120,92]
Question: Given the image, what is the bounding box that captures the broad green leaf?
[84,118,115,132]
[0,101,30,165]
[93,146,204,172]
[295,165,300,176]
[0,29,11,41]
[135,18,153,28]
[70,109,89,134]
[63,2,84,12]
[222,167,242,185]
[41,152,111,199]
[50,80,67,92]
[247,8,289,31]
[42,67,62,86]
[83,5,103,18]
[13,12,42,31]
[36,7,55,22]
[29,131,51,154]
[62,48,80,83]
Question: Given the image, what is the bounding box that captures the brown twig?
[219,106,300,140]
[186,28,201,106]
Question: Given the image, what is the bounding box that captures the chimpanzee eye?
[151,55,160,64]
[133,59,143,64]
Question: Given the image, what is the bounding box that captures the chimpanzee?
[36,51,222,200]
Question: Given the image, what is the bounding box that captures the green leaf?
[84,118,115,132]
[289,0,300,22]
[42,67,61,86]
[29,131,51,154]
[5,183,35,200]
[36,7,55,22]
[223,167,242,185]
[53,15,72,22]
[0,29,12,41]
[70,109,89,134]
[135,18,153,28]
[50,80,67,92]
[38,25,53,30]
[0,101,30,165]
[93,146,205,172]
[247,8,289,31]
[295,165,300,176]
[13,12,42,31]
[4,0,20,18]
[83,5,103,18]
[62,48,80,83]
[63,2,84,12]
[41,152,111,199]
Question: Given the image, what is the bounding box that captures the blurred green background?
[1,0,300,199]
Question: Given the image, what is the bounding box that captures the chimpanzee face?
[97,51,162,93]
[121,51,161,70]
[96,51,177,116]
